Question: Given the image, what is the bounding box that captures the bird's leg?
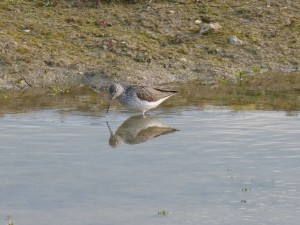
[106,98,112,113]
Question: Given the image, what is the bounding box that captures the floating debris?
[158,210,169,216]
[242,188,252,192]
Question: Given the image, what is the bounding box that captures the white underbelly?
[118,95,170,112]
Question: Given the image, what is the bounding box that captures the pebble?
[23,29,31,33]
[180,57,187,63]
[168,10,175,14]
[194,19,202,25]
[228,35,244,46]
[200,23,222,34]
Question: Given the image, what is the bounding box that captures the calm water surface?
[0,81,299,225]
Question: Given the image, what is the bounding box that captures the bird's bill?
[106,121,113,134]
[106,98,112,113]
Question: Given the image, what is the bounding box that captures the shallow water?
[0,80,300,225]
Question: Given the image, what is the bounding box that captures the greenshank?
[106,83,177,114]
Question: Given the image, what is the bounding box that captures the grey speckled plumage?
[131,85,177,102]
[107,83,177,114]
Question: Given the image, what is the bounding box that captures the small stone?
[194,19,202,25]
[228,35,244,46]
[168,10,175,14]
[200,23,222,34]
[23,29,30,33]
[180,57,187,63]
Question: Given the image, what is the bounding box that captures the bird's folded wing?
[133,86,177,102]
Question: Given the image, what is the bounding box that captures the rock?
[228,35,244,46]
[168,10,175,14]
[200,23,222,34]
[96,19,113,27]
[194,19,202,25]
[180,57,187,63]
[23,29,30,33]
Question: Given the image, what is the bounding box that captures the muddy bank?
[0,72,299,115]
[0,0,299,89]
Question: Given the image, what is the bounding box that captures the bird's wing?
[132,86,177,102]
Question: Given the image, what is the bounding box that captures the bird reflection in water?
[106,115,178,148]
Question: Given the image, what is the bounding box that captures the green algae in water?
[158,210,169,216]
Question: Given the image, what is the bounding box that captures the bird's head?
[107,83,124,113]
[109,83,124,99]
